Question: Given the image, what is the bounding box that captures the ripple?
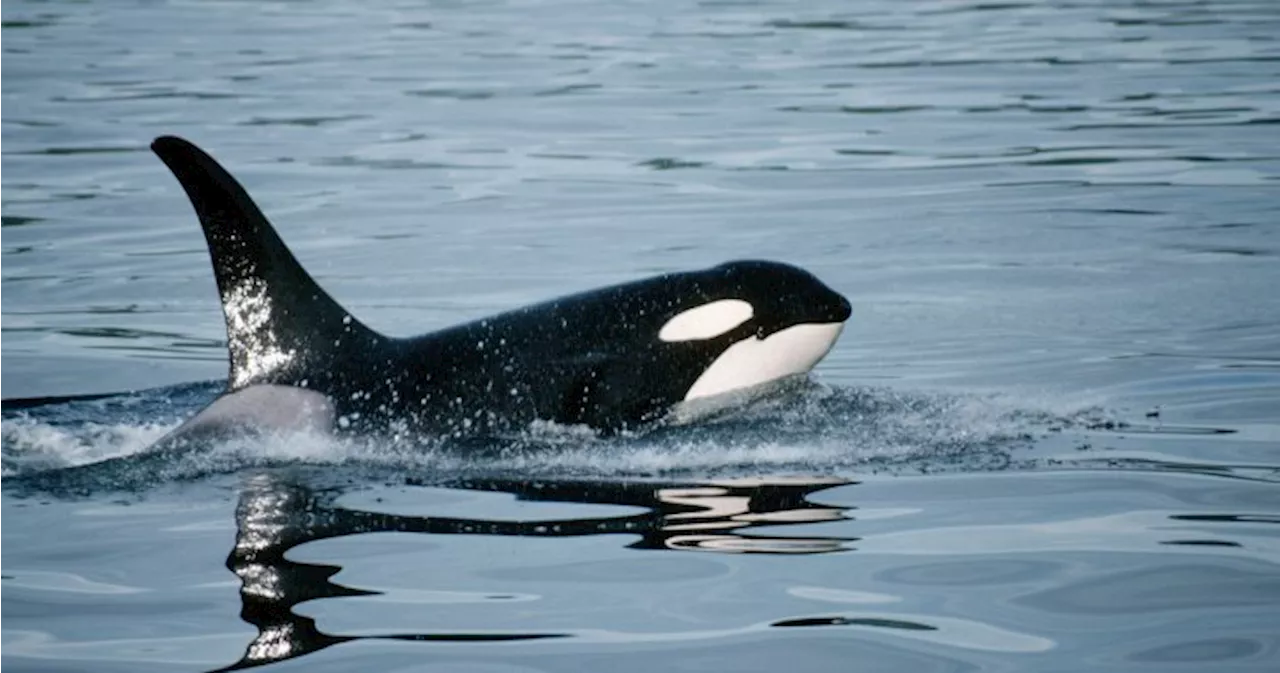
[50,89,242,103]
[636,157,707,170]
[4,570,146,594]
[1,17,60,29]
[0,215,46,227]
[774,616,936,630]
[768,612,1054,652]
[404,88,495,100]
[1166,244,1276,258]
[1015,563,1280,615]
[238,114,370,127]
[313,156,506,171]
[7,145,145,156]
[1130,637,1266,663]
[764,19,902,32]
[779,104,931,114]
[534,83,602,97]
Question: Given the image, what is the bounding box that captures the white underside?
[682,321,845,401]
[668,374,809,426]
[167,384,335,440]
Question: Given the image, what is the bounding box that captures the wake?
[1,379,1114,495]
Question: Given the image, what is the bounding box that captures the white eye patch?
[658,299,755,342]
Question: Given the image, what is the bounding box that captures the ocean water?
[3,0,1279,671]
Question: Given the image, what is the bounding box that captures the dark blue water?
[3,0,1279,671]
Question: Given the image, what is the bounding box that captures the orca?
[148,136,851,442]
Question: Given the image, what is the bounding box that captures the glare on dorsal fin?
[151,136,385,391]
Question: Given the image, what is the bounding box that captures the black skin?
[150,136,851,436]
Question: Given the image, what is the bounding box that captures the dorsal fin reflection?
[217,472,856,671]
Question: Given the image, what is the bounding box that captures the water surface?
[3,0,1279,671]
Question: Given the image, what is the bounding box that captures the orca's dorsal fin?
[151,136,384,391]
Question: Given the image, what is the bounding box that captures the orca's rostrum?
[149,136,851,443]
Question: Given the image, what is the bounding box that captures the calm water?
[3,0,1280,671]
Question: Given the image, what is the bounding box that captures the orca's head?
[659,260,852,401]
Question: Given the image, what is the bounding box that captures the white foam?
[1,416,177,476]
[2,384,1112,483]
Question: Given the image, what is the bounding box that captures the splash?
[222,278,297,387]
[1,381,1111,494]
[0,415,176,477]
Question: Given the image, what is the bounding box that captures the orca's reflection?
[216,472,855,671]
